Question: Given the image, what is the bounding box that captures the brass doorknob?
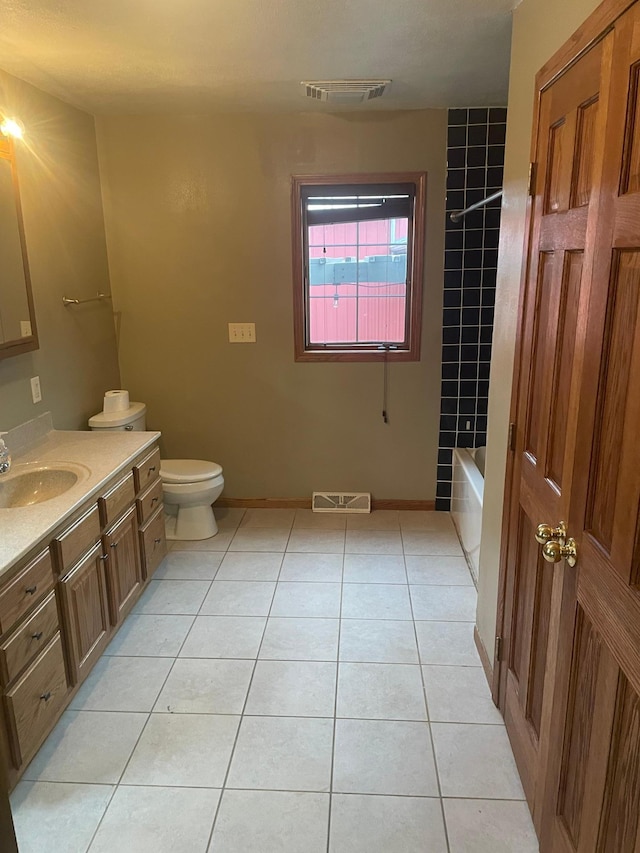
[535,521,567,545]
[542,537,578,567]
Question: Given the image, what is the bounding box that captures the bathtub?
[451,447,485,583]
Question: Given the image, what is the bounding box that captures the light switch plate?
[228,323,256,343]
[30,376,42,404]
[20,320,32,337]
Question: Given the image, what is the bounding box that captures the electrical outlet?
[228,323,256,343]
[20,320,32,337]
[30,376,42,404]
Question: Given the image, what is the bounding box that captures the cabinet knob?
[110,542,118,549]
[31,631,43,641]
[25,585,37,596]
[148,466,156,475]
[98,554,109,561]
[151,497,158,505]
[40,691,52,702]
[154,537,161,545]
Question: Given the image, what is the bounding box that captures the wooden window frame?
[291,172,427,362]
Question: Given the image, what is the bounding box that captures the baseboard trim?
[217,497,436,511]
[474,624,494,686]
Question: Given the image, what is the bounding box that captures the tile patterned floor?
[11,509,539,852]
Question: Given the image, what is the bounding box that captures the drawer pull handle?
[110,542,118,549]
[40,691,52,702]
[99,554,109,562]
[151,497,159,505]
[154,537,162,545]
[25,585,37,596]
[32,631,44,641]
[148,466,156,475]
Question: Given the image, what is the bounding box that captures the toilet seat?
[161,459,223,483]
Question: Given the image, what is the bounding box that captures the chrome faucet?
[0,435,11,474]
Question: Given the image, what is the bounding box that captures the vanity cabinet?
[104,506,143,625]
[0,439,167,787]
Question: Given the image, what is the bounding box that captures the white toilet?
[88,402,225,540]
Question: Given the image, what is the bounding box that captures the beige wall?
[476,0,602,654]
[0,70,120,431]
[97,111,446,499]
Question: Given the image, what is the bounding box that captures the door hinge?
[528,162,537,197]
[495,636,503,662]
[508,422,516,451]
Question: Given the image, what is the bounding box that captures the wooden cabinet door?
[501,1,640,849]
[59,543,111,685]
[104,505,143,626]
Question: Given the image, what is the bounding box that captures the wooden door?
[104,506,143,626]
[59,543,111,685]
[500,0,640,848]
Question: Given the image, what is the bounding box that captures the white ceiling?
[0,0,514,114]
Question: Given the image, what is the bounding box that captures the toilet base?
[164,504,219,540]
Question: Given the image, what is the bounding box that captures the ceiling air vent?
[301,80,390,105]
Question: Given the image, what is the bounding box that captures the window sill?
[294,348,420,363]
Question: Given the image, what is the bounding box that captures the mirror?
[0,132,38,359]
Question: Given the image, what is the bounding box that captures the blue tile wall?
[436,107,507,511]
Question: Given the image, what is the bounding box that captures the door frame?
[493,0,637,710]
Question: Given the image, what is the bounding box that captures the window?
[291,173,427,361]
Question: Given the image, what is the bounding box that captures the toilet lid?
[160,459,223,483]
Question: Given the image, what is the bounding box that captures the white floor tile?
[343,554,406,584]
[180,615,266,658]
[89,785,220,853]
[22,710,147,784]
[210,789,329,853]
[410,585,477,621]
[200,580,275,616]
[259,617,339,661]
[245,660,336,716]
[70,656,172,712]
[154,658,254,714]
[399,511,456,531]
[227,715,333,791]
[271,582,342,617]
[214,507,245,529]
[402,530,464,556]
[431,722,526,799]
[153,550,223,580]
[132,580,211,615]
[346,511,400,530]
[415,621,481,666]
[342,583,412,620]
[170,531,235,551]
[336,662,427,720]
[240,508,296,528]
[11,781,113,853]
[293,509,346,530]
[279,552,343,582]
[444,798,539,853]
[329,794,448,853]
[339,619,419,663]
[122,713,240,787]
[215,551,283,581]
[286,529,346,553]
[405,555,474,585]
[345,530,403,555]
[423,665,502,724]
[333,718,438,795]
[105,614,195,657]
[229,528,291,552]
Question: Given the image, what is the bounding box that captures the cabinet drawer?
[0,549,54,635]
[52,505,101,575]
[5,633,68,768]
[0,593,59,686]
[140,507,167,579]
[99,472,135,528]
[137,477,163,526]
[134,447,161,493]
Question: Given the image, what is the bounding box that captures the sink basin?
[0,463,90,508]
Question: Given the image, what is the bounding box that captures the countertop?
[0,428,160,577]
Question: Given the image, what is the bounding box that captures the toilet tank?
[88,402,147,432]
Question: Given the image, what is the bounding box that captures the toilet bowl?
[88,402,225,541]
[161,459,224,540]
